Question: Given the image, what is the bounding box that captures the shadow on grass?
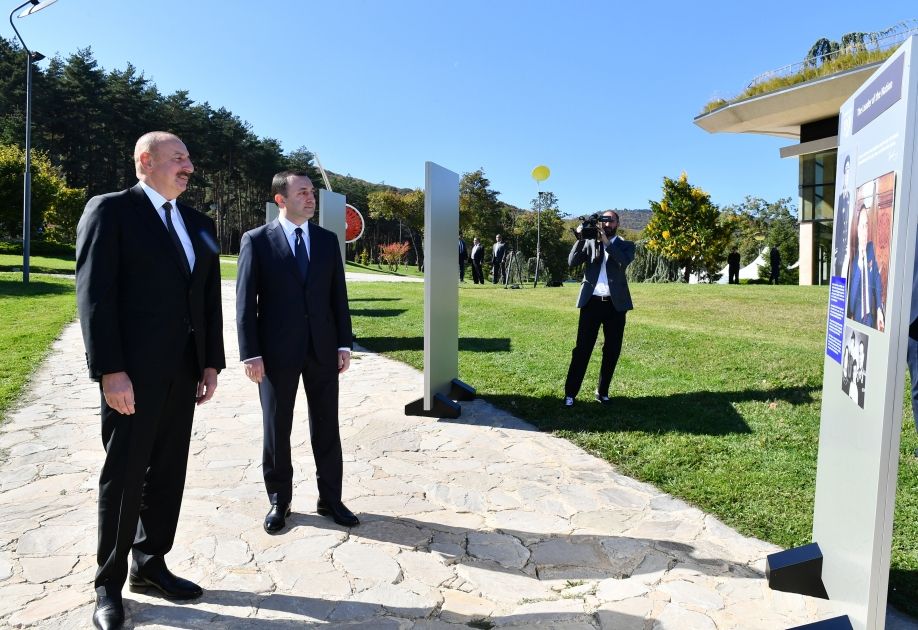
[349,308,408,317]
[889,568,918,619]
[348,297,401,302]
[347,262,419,277]
[0,278,74,296]
[0,265,73,275]
[357,336,512,353]
[463,386,818,436]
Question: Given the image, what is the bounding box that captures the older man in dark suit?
[563,211,635,408]
[76,131,225,629]
[236,170,357,535]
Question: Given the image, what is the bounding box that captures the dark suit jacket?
[847,242,884,329]
[492,242,505,265]
[236,220,352,369]
[458,239,467,264]
[76,184,225,382]
[570,237,635,310]
[471,244,484,264]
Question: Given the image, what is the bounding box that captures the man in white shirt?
[563,211,635,408]
[236,170,357,534]
[76,131,225,629]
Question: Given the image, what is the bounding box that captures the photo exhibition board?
[817,36,918,629]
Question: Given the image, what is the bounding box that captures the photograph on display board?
[833,154,852,278]
[840,328,869,409]
[846,171,896,332]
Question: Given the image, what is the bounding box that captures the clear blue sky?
[5,0,915,215]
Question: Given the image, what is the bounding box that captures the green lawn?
[347,280,918,616]
[346,261,424,278]
[0,273,76,421]
[217,257,424,282]
[0,253,75,275]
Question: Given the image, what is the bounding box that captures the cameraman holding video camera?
[563,210,635,408]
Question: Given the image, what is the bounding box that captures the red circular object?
[345,204,365,242]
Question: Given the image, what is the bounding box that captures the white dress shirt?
[278,215,310,258]
[139,181,196,271]
[592,235,619,297]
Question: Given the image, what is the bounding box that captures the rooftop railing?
[746,20,918,89]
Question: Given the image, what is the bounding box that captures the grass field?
[0,253,75,275]
[0,273,76,420]
[218,256,424,282]
[347,280,918,616]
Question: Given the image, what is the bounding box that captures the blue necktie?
[295,227,309,282]
[163,202,191,277]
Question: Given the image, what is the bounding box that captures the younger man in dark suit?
[236,170,357,534]
[76,131,225,630]
[563,211,635,408]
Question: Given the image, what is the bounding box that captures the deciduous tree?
[645,173,732,283]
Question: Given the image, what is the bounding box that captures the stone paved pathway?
[0,281,913,629]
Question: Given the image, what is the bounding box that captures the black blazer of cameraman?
[570,236,635,310]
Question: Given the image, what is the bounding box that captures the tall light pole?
[534,191,545,287]
[9,0,58,284]
[530,165,550,287]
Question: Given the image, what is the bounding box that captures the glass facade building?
[799,149,837,285]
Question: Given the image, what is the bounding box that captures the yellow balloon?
[531,165,550,182]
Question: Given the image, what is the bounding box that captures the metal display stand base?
[766,542,829,599]
[787,616,853,630]
[450,378,476,401]
[405,379,476,419]
[767,543,852,629]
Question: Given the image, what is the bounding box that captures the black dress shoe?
[92,595,124,630]
[317,498,359,527]
[264,503,291,534]
[128,564,202,600]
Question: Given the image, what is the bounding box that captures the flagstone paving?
[0,280,914,628]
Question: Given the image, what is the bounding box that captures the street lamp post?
[9,0,58,284]
[533,191,545,288]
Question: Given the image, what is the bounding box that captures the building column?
[799,222,814,285]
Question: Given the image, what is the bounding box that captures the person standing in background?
[769,246,782,285]
[459,236,468,282]
[492,234,506,284]
[470,237,484,284]
[562,211,635,408]
[727,247,740,284]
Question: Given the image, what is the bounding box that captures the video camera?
[575,213,615,240]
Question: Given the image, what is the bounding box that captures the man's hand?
[338,350,351,374]
[196,367,218,405]
[244,358,265,384]
[599,227,610,245]
[102,371,135,415]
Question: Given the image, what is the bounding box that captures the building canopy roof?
[693,64,881,139]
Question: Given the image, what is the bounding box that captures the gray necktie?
[295,227,309,282]
[163,202,191,277]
